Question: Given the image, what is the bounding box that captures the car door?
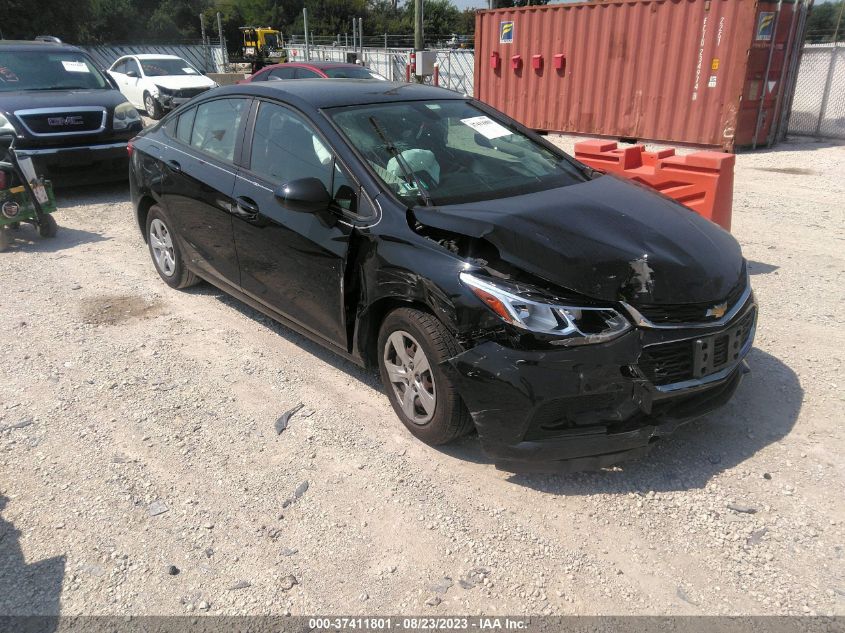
[157,97,250,287]
[231,99,359,347]
[124,58,145,108]
[109,59,130,98]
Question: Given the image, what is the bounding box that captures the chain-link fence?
[81,42,227,73]
[288,45,475,95]
[788,43,845,139]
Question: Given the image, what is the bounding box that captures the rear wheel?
[144,92,163,120]
[377,308,474,445]
[146,205,199,289]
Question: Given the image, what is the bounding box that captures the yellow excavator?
[236,27,287,72]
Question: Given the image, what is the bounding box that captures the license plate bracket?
[692,321,745,378]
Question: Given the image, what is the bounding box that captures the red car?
[238,61,387,84]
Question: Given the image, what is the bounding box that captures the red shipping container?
[474,0,807,151]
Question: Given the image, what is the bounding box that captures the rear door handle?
[166,159,181,174]
[234,196,259,219]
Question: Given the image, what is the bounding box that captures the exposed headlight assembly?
[460,272,632,346]
[113,102,141,130]
[155,85,174,95]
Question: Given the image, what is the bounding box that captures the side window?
[190,99,247,162]
[294,67,321,79]
[268,67,296,80]
[127,59,141,76]
[248,101,332,191]
[176,107,196,144]
[112,60,126,74]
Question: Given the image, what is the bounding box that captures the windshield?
[140,58,201,77]
[264,34,279,48]
[323,66,386,80]
[0,51,109,92]
[328,100,588,206]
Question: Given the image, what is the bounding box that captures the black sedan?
[128,80,756,472]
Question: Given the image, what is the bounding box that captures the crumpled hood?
[412,174,744,305]
[152,75,216,90]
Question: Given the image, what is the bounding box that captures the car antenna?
[367,116,432,207]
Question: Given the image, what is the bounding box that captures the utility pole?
[414,0,424,52]
[303,8,310,61]
[216,12,226,71]
[358,17,364,60]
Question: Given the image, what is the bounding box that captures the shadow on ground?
[1,223,109,254]
[0,496,65,619]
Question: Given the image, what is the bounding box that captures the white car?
[107,54,217,120]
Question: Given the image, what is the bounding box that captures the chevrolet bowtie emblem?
[706,302,728,319]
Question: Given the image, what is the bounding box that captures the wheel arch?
[136,195,157,242]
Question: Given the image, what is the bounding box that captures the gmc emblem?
[47,115,84,126]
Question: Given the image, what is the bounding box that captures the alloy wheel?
[145,95,155,114]
[383,330,436,425]
[149,218,176,277]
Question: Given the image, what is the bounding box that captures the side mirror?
[275,177,331,213]
[126,69,139,78]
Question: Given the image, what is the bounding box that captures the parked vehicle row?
[1,37,757,471]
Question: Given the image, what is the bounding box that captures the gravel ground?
[0,135,843,617]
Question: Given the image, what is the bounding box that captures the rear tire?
[144,92,163,120]
[377,307,474,445]
[37,214,57,238]
[145,205,199,289]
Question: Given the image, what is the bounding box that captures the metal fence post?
[815,44,840,136]
[216,12,226,71]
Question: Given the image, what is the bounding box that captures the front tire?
[37,214,57,238]
[144,92,163,120]
[377,308,474,445]
[145,205,199,289]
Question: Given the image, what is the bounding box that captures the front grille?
[635,267,748,325]
[174,87,209,99]
[639,340,695,385]
[638,308,756,386]
[16,108,106,136]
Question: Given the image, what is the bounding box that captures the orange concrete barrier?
[574,140,735,231]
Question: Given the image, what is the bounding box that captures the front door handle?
[233,196,259,219]
[166,159,181,174]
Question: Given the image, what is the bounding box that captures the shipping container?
[474,0,809,151]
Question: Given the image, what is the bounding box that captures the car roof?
[217,79,465,109]
[0,40,83,53]
[133,54,184,60]
[291,62,372,70]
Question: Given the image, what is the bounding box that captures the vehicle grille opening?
[16,109,105,135]
[638,308,755,386]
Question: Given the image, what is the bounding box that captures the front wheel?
[377,308,474,445]
[144,92,163,120]
[37,214,57,238]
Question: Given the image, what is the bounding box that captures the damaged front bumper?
[446,301,757,473]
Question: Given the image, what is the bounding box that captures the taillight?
[127,137,136,157]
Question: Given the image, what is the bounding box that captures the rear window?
[0,51,110,92]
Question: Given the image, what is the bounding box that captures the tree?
[805,1,845,43]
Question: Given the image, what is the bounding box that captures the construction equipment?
[235,27,288,73]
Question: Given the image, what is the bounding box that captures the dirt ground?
[0,136,843,617]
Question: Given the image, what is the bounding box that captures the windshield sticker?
[460,116,512,140]
[182,67,197,74]
[61,61,90,73]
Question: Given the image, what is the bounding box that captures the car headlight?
[113,102,141,130]
[460,272,632,346]
[155,85,173,95]
[0,113,16,134]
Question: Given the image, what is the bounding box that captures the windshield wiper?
[368,115,432,207]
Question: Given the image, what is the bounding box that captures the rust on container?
[474,0,806,151]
